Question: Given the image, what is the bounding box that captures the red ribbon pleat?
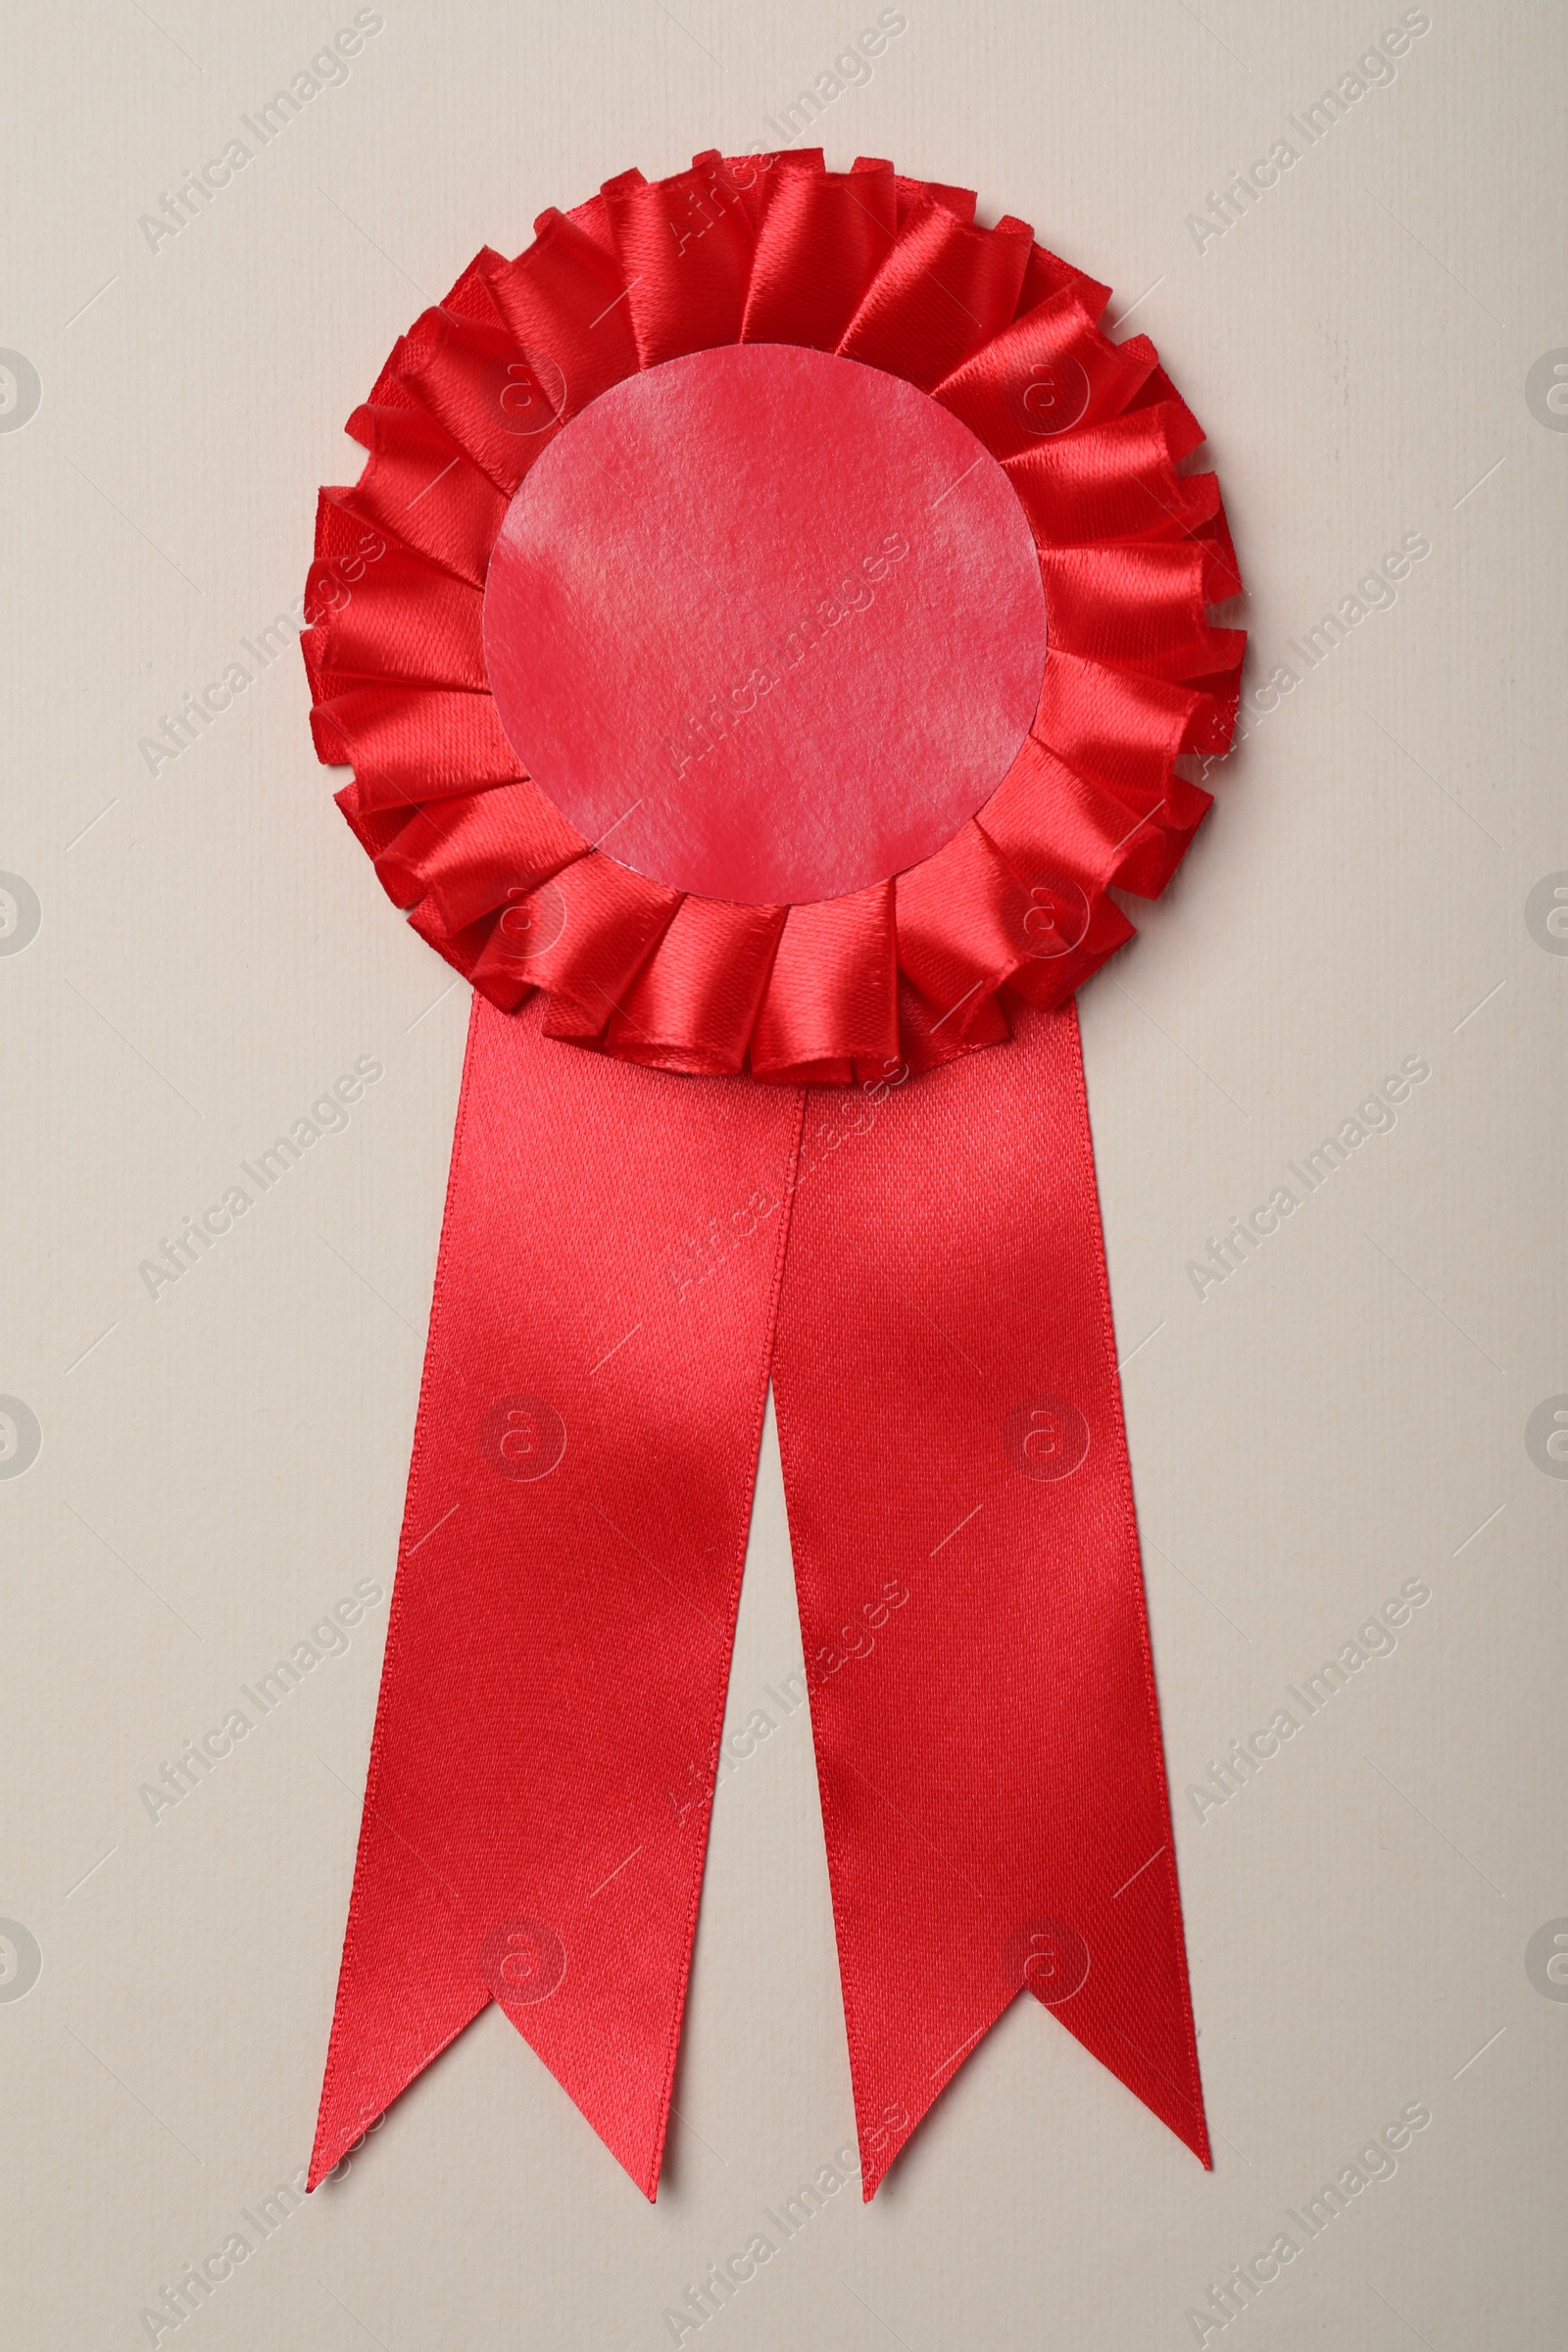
[741,156,898,350]
[305,156,1247,1083]
[310,998,1206,2193]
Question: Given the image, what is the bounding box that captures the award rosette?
[301,149,1244,2198]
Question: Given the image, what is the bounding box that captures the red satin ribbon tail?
[310,997,804,2192]
[309,1811,490,2188]
[312,995,1205,2196]
[770,1004,1208,2194]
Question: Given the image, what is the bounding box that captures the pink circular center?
[483,344,1048,906]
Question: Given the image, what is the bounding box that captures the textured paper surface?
[2,3,1564,2345]
[483,341,1048,905]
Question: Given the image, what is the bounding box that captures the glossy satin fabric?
[305,149,1231,2200]
[302,150,1243,1087]
[309,996,1207,2194]
[310,995,805,2194]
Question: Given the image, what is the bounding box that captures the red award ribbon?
[302,149,1243,2197]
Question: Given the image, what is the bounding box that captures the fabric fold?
[392,301,555,497]
[372,782,584,937]
[932,293,1159,459]
[479,209,641,416]
[310,685,522,809]
[607,895,787,1074]
[838,193,1033,389]
[337,404,505,586]
[305,172,1246,1079]
[1002,405,1213,546]
[750,882,900,1082]
[741,152,898,350]
[306,537,486,690]
[603,152,760,367]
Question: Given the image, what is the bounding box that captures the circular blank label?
[483,344,1048,906]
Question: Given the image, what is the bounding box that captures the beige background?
[3,1,1565,2344]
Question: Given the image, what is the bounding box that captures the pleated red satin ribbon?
[305,150,1238,2199]
[303,149,1244,1087]
[309,993,1206,2194]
